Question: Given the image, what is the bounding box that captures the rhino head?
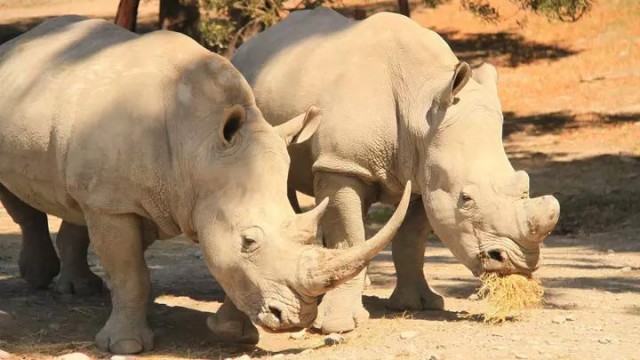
[418,62,560,277]
[169,57,411,330]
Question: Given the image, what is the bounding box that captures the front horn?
[522,195,560,243]
[295,181,412,297]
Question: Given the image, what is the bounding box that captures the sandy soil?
[0,0,639,359]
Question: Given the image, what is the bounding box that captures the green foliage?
[199,0,329,53]
[518,0,593,21]
[196,0,593,53]
[459,0,593,23]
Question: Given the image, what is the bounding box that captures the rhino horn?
[521,195,560,243]
[288,198,329,245]
[295,182,412,296]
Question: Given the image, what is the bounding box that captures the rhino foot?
[55,266,103,296]
[312,284,369,334]
[95,319,154,354]
[387,282,445,311]
[18,246,60,289]
[207,299,259,344]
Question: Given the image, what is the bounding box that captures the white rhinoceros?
[0,16,411,353]
[232,8,560,333]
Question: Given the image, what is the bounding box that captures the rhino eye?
[459,193,475,209]
[240,227,263,254]
[241,236,258,253]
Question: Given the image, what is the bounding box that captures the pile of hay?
[477,272,544,323]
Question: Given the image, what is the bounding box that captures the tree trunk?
[398,0,410,17]
[115,0,141,31]
[159,0,200,40]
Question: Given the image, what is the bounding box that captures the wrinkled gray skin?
[232,8,560,334]
[0,16,412,354]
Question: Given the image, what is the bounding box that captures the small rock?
[468,293,480,301]
[565,314,577,321]
[111,356,128,360]
[552,316,566,324]
[607,249,615,255]
[272,355,285,359]
[0,350,11,359]
[324,333,345,345]
[289,329,306,340]
[399,330,419,339]
[510,335,522,341]
[193,250,203,259]
[48,323,61,330]
[598,338,611,344]
[426,355,441,360]
[515,354,528,359]
[55,353,91,360]
[300,349,314,355]
[621,266,632,272]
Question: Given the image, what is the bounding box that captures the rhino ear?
[471,62,499,93]
[439,61,472,107]
[276,106,323,146]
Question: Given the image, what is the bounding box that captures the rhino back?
[233,8,458,194]
[0,16,215,223]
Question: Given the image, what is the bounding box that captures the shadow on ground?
[503,111,640,137]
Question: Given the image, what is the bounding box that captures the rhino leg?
[207,296,259,345]
[86,212,153,354]
[54,221,103,295]
[0,184,60,289]
[312,172,372,334]
[388,198,444,311]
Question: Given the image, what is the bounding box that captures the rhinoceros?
[0,16,411,353]
[232,8,560,333]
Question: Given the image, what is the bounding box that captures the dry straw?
[478,272,544,323]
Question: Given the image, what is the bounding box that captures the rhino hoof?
[207,313,259,345]
[55,268,103,296]
[95,324,154,354]
[387,284,445,311]
[19,252,60,289]
[312,292,369,334]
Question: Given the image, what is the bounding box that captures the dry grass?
[477,273,544,324]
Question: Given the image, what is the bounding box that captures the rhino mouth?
[255,291,317,331]
[475,229,540,275]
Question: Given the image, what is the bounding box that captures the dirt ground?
[0,0,639,359]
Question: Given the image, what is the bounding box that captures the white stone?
[468,293,480,301]
[621,266,632,272]
[55,353,91,360]
[552,316,566,324]
[110,356,128,360]
[515,354,528,359]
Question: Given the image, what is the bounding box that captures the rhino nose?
[487,250,504,262]
[480,250,516,275]
[268,304,284,323]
